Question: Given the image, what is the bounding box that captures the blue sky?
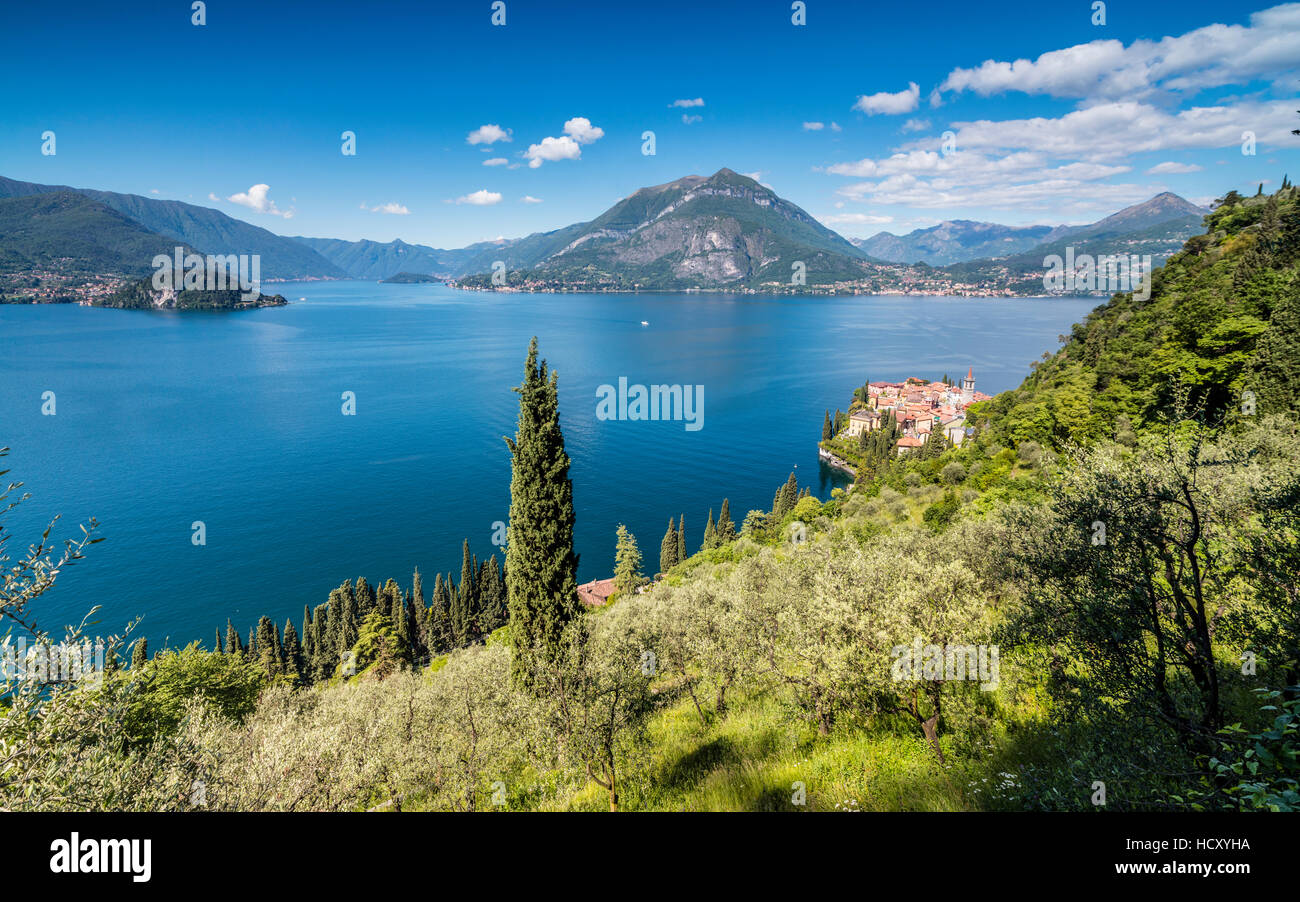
[3,0,1297,247]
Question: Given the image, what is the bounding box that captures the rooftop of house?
[577,577,617,607]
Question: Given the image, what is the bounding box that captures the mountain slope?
[460,169,876,289]
[0,192,190,277]
[0,176,344,280]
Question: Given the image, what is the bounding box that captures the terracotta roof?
[896,436,924,448]
[577,578,616,607]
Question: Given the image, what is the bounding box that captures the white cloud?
[520,195,543,204]
[1146,161,1203,174]
[467,124,511,145]
[940,100,1297,160]
[938,4,1300,102]
[741,171,763,182]
[802,121,825,130]
[524,135,582,168]
[226,184,292,218]
[483,157,509,166]
[369,202,411,215]
[901,118,931,133]
[454,190,503,206]
[681,114,702,125]
[853,82,920,115]
[563,117,604,144]
[150,188,160,195]
[670,98,705,108]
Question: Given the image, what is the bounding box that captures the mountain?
[290,237,471,281]
[0,176,345,280]
[459,168,876,290]
[855,221,1055,265]
[940,193,1209,291]
[859,193,1208,267]
[0,192,190,278]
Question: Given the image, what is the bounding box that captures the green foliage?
[505,338,581,688]
[613,524,644,595]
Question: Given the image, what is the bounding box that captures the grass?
[550,690,976,811]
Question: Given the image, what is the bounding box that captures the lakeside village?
[575,368,992,609]
[818,368,991,477]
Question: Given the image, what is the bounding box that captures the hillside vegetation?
[2,186,1298,812]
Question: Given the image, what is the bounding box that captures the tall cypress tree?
[225,620,242,656]
[409,567,428,659]
[659,518,678,573]
[614,524,643,595]
[427,573,452,654]
[283,619,304,685]
[353,577,374,619]
[479,555,506,634]
[256,616,283,679]
[702,508,716,551]
[822,409,833,441]
[505,337,580,687]
[717,498,735,543]
[454,539,479,644]
[312,603,332,683]
[677,514,685,564]
[301,605,314,676]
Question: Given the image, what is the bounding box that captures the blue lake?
[0,283,1097,648]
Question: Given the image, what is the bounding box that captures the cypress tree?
[717,498,735,543]
[256,616,282,678]
[775,472,799,518]
[283,619,304,684]
[479,555,506,634]
[659,518,678,573]
[454,539,479,644]
[409,567,428,658]
[341,585,360,653]
[354,577,374,618]
[677,514,685,563]
[504,337,580,687]
[247,626,257,659]
[312,603,332,682]
[702,509,716,551]
[613,524,644,595]
[215,628,223,654]
[131,637,148,669]
[822,409,833,441]
[427,573,452,653]
[301,605,314,674]
[225,620,242,656]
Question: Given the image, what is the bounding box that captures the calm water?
[0,283,1097,648]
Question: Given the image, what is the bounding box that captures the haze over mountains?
[0,169,1210,296]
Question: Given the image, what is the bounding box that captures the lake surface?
[0,283,1097,649]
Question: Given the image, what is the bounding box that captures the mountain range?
[853,192,1208,266]
[0,176,344,280]
[0,169,1211,297]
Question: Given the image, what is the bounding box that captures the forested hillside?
[2,185,1297,812]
